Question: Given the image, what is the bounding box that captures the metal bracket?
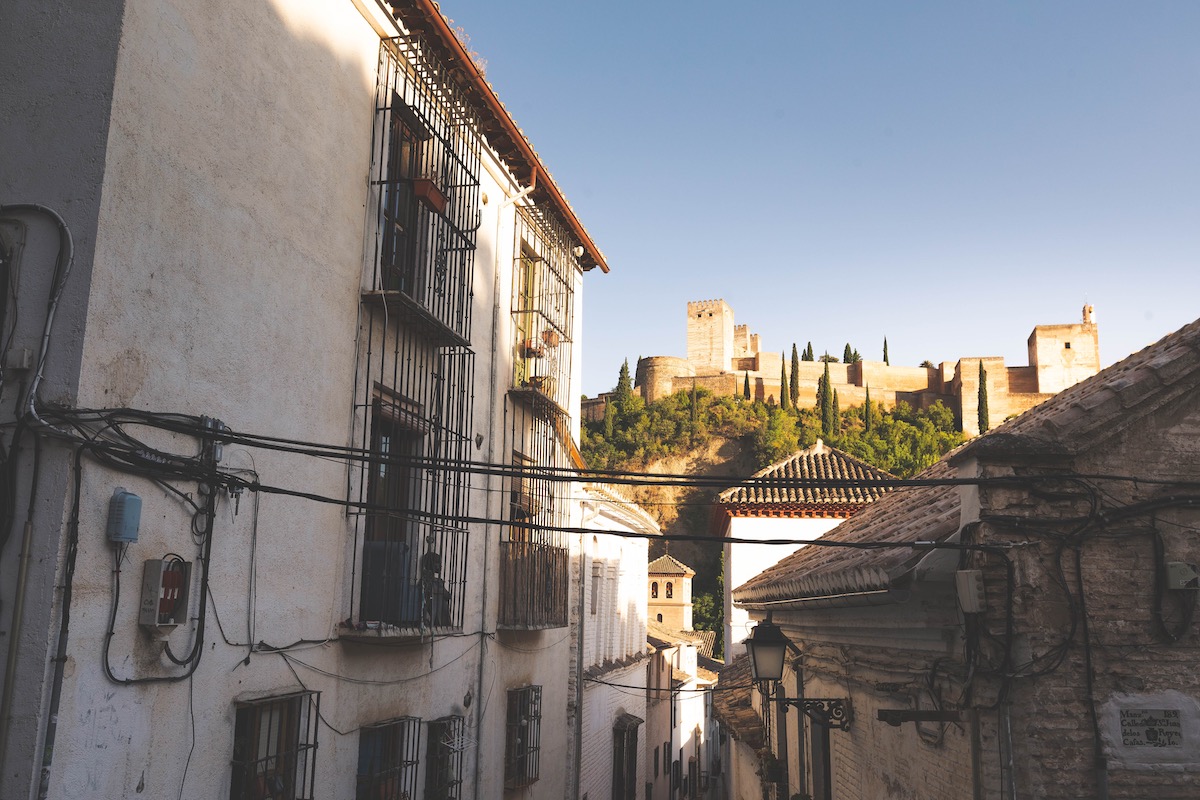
[779,698,853,731]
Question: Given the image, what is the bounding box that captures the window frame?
[356,716,421,800]
[426,716,465,800]
[504,686,542,789]
[229,691,320,800]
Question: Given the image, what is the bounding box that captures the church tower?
[648,553,695,630]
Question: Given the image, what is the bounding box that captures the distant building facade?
[585,299,1101,437]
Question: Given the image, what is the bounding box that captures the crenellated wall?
[630,301,1102,436]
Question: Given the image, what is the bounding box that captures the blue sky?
[443,1,1200,396]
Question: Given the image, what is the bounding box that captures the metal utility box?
[139,559,191,630]
[106,488,142,543]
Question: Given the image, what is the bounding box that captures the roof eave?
[391,0,609,273]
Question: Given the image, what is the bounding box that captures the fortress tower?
[1027,304,1101,394]
[687,299,735,375]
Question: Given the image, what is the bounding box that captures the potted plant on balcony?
[412,169,448,215]
[540,329,561,348]
[519,338,545,359]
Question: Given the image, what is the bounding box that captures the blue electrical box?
[106,488,142,544]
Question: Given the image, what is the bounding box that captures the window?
[612,715,642,800]
[368,36,481,332]
[591,559,601,615]
[360,395,452,629]
[505,686,542,788]
[229,691,319,800]
[426,716,465,800]
[666,582,673,599]
[510,206,577,412]
[651,581,658,599]
[508,451,540,526]
[356,717,420,800]
[657,614,663,623]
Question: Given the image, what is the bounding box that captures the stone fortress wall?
[588,300,1100,437]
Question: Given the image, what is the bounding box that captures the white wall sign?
[1100,691,1199,769]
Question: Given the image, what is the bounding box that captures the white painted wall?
[11,1,593,799]
[724,516,843,658]
[575,488,654,800]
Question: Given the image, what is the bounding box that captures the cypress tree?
[616,359,633,401]
[883,337,889,365]
[603,399,615,438]
[864,385,872,432]
[743,371,751,401]
[832,389,841,434]
[843,343,854,364]
[803,342,814,361]
[779,355,791,411]
[789,344,801,407]
[820,356,834,438]
[978,361,990,433]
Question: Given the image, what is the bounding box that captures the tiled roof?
[647,621,706,647]
[732,317,1200,606]
[718,439,895,508]
[694,630,717,659]
[956,318,1200,461]
[732,458,960,604]
[712,655,763,750]
[648,553,695,576]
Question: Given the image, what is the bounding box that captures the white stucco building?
[573,486,659,800]
[714,440,893,657]
[0,2,608,798]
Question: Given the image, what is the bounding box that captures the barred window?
[356,717,420,800]
[229,691,319,800]
[504,686,542,789]
[612,714,643,800]
[426,716,465,800]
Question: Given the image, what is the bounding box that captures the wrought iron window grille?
[229,691,320,800]
[426,716,466,800]
[356,717,421,800]
[504,686,542,789]
[510,205,577,417]
[367,36,482,343]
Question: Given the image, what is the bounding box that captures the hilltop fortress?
[624,299,1099,436]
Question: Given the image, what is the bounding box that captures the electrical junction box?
[1166,562,1200,590]
[106,488,142,544]
[139,559,191,631]
[955,569,987,614]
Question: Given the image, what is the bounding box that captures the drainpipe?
[472,173,517,798]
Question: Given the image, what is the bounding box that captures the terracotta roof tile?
[718,439,895,508]
[712,655,763,750]
[732,459,959,604]
[648,553,695,576]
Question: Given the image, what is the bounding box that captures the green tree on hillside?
[616,359,633,403]
[819,358,835,438]
[843,343,854,364]
[832,390,841,434]
[790,344,800,407]
[803,342,815,361]
[779,355,790,410]
[978,361,990,433]
[863,385,873,432]
[743,371,751,401]
[883,337,890,365]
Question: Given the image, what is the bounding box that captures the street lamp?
[744,614,853,731]
[744,614,789,683]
